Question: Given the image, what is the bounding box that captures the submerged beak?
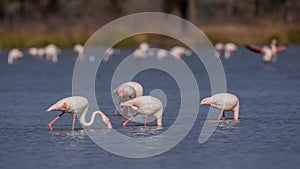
[106,121,113,129]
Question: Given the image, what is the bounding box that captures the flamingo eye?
[61,102,68,109]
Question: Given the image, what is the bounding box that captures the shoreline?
[0,22,299,49]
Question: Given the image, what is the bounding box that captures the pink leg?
[114,107,118,116]
[48,112,65,131]
[72,114,76,131]
[122,113,138,127]
[217,110,224,120]
[114,101,120,116]
[144,116,148,126]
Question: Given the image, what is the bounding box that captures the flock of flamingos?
[4,39,286,130]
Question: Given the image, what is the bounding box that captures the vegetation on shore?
[0,22,299,50]
[0,0,299,49]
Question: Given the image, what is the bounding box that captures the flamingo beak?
[46,104,58,112]
[119,90,125,98]
[200,98,211,105]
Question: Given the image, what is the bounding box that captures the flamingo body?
[44,44,60,63]
[8,48,23,65]
[224,43,237,59]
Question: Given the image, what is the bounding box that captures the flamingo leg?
[72,114,76,131]
[123,107,130,117]
[113,107,118,116]
[48,112,65,131]
[122,113,138,127]
[217,110,224,121]
[114,101,120,116]
[144,116,148,126]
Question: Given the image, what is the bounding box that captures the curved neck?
[79,106,102,127]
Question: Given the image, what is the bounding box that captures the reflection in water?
[86,125,164,138]
[263,63,277,72]
[50,129,86,136]
[217,120,240,132]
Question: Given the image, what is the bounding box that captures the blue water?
[0,47,299,169]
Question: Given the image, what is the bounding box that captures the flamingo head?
[200,97,213,105]
[46,101,69,112]
[118,86,136,101]
[98,111,113,129]
[271,39,277,45]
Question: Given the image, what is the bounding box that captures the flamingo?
[133,42,150,60]
[120,96,163,127]
[214,43,224,57]
[37,48,45,59]
[28,47,38,57]
[46,96,112,131]
[103,48,120,62]
[8,48,23,65]
[224,42,237,59]
[44,44,60,63]
[246,39,286,62]
[73,44,84,61]
[200,93,239,121]
[113,81,143,116]
[156,49,168,60]
[169,46,192,59]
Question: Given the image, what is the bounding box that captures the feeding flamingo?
[224,43,237,59]
[200,93,239,121]
[214,43,224,57]
[120,96,163,127]
[113,81,143,116]
[246,39,286,62]
[169,46,192,59]
[28,47,38,57]
[46,96,112,131]
[44,44,60,63]
[73,44,84,60]
[133,42,150,60]
[8,48,23,65]
[103,48,120,62]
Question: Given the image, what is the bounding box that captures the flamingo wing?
[276,45,287,52]
[246,45,265,54]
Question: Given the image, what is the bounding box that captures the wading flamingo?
[201,93,239,121]
[224,43,237,59]
[170,46,192,59]
[46,96,112,131]
[8,48,23,65]
[44,44,60,63]
[120,96,163,127]
[73,44,84,60]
